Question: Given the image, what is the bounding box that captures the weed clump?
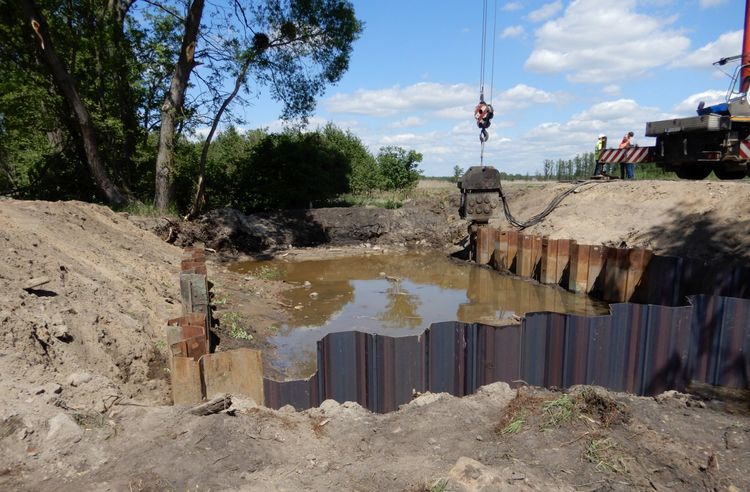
[575,388,630,428]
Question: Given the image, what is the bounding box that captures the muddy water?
[231,252,609,379]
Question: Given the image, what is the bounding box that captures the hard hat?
[598,134,606,138]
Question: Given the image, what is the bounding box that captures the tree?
[154,0,205,212]
[377,146,423,191]
[321,123,381,193]
[157,0,362,213]
[452,165,464,183]
[18,0,127,206]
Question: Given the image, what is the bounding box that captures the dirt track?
[1,179,749,490]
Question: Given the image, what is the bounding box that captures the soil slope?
[1,181,749,491]
[496,180,750,262]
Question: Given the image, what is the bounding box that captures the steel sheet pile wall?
[475,227,750,304]
[263,296,748,413]
[167,247,264,405]
[169,244,749,413]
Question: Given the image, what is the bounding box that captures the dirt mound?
[1,184,750,490]
[137,196,466,256]
[497,180,750,262]
[0,200,180,427]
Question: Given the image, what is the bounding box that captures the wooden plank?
[202,349,265,405]
[171,356,204,405]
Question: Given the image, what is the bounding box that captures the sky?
[233,0,745,177]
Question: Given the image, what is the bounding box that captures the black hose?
[498,180,603,229]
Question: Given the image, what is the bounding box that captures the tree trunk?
[154,0,205,213]
[21,0,127,207]
[185,56,252,220]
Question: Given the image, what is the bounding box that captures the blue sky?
[234,0,744,176]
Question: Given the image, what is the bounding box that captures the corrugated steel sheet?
[259,295,749,413]
[688,295,750,388]
[474,227,750,305]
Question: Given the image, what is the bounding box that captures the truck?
[599,0,750,180]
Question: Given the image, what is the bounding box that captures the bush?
[377,146,422,191]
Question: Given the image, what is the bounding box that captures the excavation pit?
[229,252,609,379]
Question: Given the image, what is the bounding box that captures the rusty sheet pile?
[167,247,264,405]
[474,228,750,304]
[166,244,750,413]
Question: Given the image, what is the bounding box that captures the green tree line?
[539,152,672,181]
[0,0,376,214]
[167,123,423,212]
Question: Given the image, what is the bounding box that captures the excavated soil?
[1,179,749,491]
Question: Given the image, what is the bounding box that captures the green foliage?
[0,0,363,209]
[538,152,675,181]
[452,165,464,183]
[540,394,576,430]
[377,146,423,191]
[501,413,525,434]
[248,265,282,280]
[320,124,382,193]
[221,311,253,341]
[231,130,351,210]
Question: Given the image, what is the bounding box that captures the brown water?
[231,252,610,378]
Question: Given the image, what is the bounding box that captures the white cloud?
[524,0,690,83]
[434,106,471,120]
[391,116,426,128]
[381,133,419,145]
[672,90,726,113]
[528,1,563,22]
[699,0,729,7]
[501,25,525,39]
[494,84,559,110]
[671,30,742,69]
[501,2,523,12]
[324,82,474,117]
[602,84,621,96]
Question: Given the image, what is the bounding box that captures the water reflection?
[231,252,609,378]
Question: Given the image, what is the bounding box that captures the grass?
[584,437,623,473]
[329,190,408,209]
[540,394,576,431]
[220,311,253,341]
[502,414,525,434]
[154,340,167,352]
[249,265,281,280]
[428,478,448,492]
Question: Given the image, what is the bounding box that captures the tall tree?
[154,0,204,212]
[19,0,127,206]
[157,0,362,213]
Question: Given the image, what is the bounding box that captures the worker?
[618,131,636,179]
[594,134,607,176]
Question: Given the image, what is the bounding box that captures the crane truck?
[599,0,750,180]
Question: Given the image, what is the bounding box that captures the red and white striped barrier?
[599,147,652,164]
[739,140,750,160]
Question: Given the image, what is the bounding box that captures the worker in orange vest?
[618,131,636,179]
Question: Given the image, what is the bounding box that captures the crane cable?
[476,0,604,230]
